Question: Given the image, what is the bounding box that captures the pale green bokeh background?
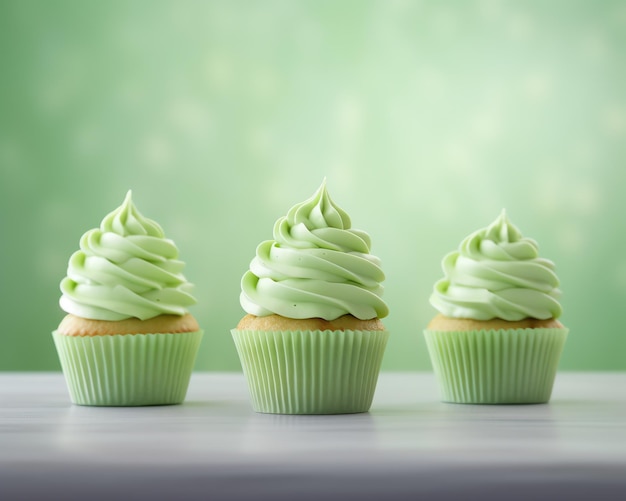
[1,0,625,371]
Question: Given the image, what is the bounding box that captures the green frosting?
[430,210,562,321]
[240,180,389,321]
[59,191,196,321]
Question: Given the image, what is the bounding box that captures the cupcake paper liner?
[423,328,568,404]
[231,329,389,414]
[52,330,203,406]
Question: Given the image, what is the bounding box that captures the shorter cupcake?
[232,180,390,414]
[53,191,203,406]
[424,210,568,404]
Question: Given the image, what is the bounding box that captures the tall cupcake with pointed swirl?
[424,210,568,404]
[232,180,390,414]
[52,191,203,406]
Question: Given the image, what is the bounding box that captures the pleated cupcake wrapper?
[52,330,203,406]
[231,329,389,415]
[423,328,568,404]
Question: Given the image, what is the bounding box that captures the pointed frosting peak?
[484,208,523,243]
[60,191,196,321]
[241,181,388,320]
[430,211,562,321]
[283,180,352,232]
[100,191,164,237]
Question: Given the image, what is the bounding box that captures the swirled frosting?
[240,180,389,321]
[59,191,196,321]
[430,210,562,321]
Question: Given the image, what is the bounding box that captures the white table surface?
[1,372,625,500]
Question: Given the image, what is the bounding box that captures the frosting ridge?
[430,210,562,321]
[60,191,196,321]
[240,180,389,321]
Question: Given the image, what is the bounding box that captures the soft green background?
[1,0,625,371]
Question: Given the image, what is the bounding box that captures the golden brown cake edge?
[426,313,564,331]
[57,313,200,336]
[236,314,385,332]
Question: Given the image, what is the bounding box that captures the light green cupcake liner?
[231,329,389,414]
[423,328,568,404]
[52,330,203,406]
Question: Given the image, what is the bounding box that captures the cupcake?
[52,191,203,406]
[424,210,568,404]
[232,180,390,414]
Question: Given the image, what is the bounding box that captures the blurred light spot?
[507,12,534,40]
[573,182,601,214]
[616,4,626,24]
[168,99,213,139]
[471,111,502,142]
[37,49,86,115]
[327,167,355,196]
[533,169,600,215]
[415,67,445,98]
[140,135,173,168]
[433,8,458,38]
[556,224,584,254]
[204,55,234,90]
[37,247,66,282]
[603,105,626,136]
[248,127,273,157]
[581,31,609,61]
[73,125,102,158]
[336,96,363,140]
[444,142,473,174]
[39,201,76,279]
[117,81,145,109]
[569,142,596,170]
[479,0,504,21]
[248,68,279,100]
[39,78,78,115]
[0,139,22,173]
[555,223,586,254]
[523,72,553,101]
[616,261,626,290]
[531,167,563,212]
[295,19,323,55]
[163,215,195,248]
[430,193,459,223]
[389,0,416,13]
